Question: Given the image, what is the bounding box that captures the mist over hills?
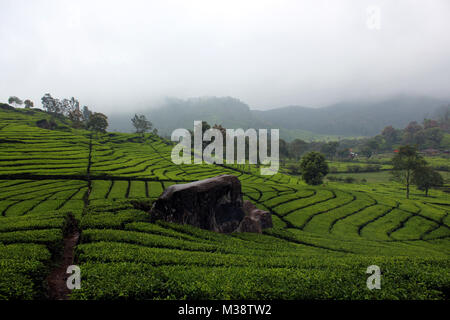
[108,95,448,141]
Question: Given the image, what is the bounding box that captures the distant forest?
[108,95,449,141]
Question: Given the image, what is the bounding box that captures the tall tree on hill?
[23,99,34,109]
[299,152,329,185]
[412,166,443,197]
[391,145,427,199]
[82,106,92,127]
[8,96,23,108]
[61,97,79,116]
[62,98,83,128]
[87,112,108,133]
[131,114,153,136]
[68,107,83,128]
[41,94,62,114]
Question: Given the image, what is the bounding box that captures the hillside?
[255,95,446,137]
[109,95,447,141]
[0,106,449,300]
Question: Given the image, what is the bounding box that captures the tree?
[391,145,426,199]
[8,96,23,108]
[423,127,443,148]
[423,119,439,129]
[61,97,84,127]
[412,166,443,197]
[299,152,329,185]
[367,139,380,154]
[337,148,350,159]
[24,99,34,109]
[68,107,83,128]
[289,139,308,159]
[403,121,423,144]
[41,94,62,114]
[82,106,92,127]
[131,114,153,136]
[360,145,373,158]
[87,112,108,133]
[412,129,426,146]
[279,139,290,159]
[320,141,339,159]
[405,121,422,135]
[62,97,79,116]
[381,125,399,146]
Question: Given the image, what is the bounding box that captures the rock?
[151,175,272,234]
[242,200,273,229]
[237,216,262,233]
[151,175,245,233]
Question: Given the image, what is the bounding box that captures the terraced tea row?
[0,107,449,300]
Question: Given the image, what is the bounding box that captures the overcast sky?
[0,0,449,113]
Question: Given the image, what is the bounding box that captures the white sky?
[0,0,449,112]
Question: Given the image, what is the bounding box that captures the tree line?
[40,94,108,133]
[391,145,443,198]
[8,94,109,133]
[276,106,450,162]
[8,95,159,138]
[283,145,443,198]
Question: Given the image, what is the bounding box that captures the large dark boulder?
[151,175,272,233]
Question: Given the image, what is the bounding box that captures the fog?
[1,0,449,113]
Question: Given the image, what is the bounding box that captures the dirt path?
[46,221,80,300]
[47,135,92,300]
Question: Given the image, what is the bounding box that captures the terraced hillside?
[0,106,449,300]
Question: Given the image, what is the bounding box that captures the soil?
[46,230,80,300]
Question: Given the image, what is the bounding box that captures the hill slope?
[109,95,447,141]
[0,106,449,300]
[255,95,446,136]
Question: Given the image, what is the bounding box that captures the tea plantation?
[0,106,449,300]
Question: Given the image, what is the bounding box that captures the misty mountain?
[109,97,266,136]
[108,95,447,141]
[254,95,446,137]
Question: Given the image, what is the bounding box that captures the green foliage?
[299,152,329,185]
[69,258,450,300]
[0,106,449,301]
[87,112,108,133]
[131,114,152,135]
[8,96,23,107]
[391,145,427,198]
[81,209,149,229]
[412,166,444,196]
[320,141,339,159]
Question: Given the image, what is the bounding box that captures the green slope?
[0,106,449,300]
